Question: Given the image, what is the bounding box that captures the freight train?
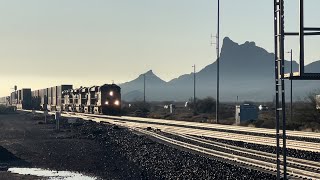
[0,84,121,115]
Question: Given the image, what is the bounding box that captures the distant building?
[235,104,258,125]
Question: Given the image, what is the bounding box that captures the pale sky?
[0,0,319,97]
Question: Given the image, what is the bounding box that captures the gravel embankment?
[0,112,277,179]
[72,120,276,180]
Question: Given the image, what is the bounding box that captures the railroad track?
[65,113,319,153]
[73,114,320,179]
[27,109,320,140]
[88,114,320,140]
[24,110,320,152]
[62,112,320,179]
[23,110,320,179]
[137,129,320,180]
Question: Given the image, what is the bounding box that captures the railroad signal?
[273,0,320,179]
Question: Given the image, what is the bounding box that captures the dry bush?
[195,97,216,114]
[122,101,151,117]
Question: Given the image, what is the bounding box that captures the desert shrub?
[291,90,320,130]
[259,119,276,129]
[196,97,216,114]
[299,122,320,132]
[122,101,150,117]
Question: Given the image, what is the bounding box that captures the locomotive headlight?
[114,100,120,106]
[105,101,109,105]
[109,91,114,96]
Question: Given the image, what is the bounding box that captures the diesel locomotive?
[1,84,121,115]
[62,84,121,115]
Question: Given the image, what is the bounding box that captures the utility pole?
[287,49,293,132]
[143,74,146,103]
[193,65,196,114]
[290,49,293,131]
[216,0,220,124]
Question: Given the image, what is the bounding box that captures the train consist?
[0,84,121,115]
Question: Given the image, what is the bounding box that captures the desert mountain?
[120,37,320,102]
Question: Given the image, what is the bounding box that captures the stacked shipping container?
[2,85,73,111]
[46,85,73,111]
[15,89,32,110]
[0,96,9,105]
[40,88,48,110]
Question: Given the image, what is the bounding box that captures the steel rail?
[133,128,320,180]
[24,110,320,152]
[25,110,320,139]
[171,132,320,173]
[79,113,320,140]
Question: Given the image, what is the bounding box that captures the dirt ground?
[0,112,108,179]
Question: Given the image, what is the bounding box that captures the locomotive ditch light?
[109,91,113,96]
[114,100,120,106]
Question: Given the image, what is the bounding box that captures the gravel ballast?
[0,112,276,179]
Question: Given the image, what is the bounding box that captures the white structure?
[258,105,269,111]
[169,104,175,114]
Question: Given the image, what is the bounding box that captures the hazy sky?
[0,0,319,97]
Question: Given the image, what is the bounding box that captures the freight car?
[16,89,32,110]
[27,85,73,111]
[0,96,10,106]
[2,90,30,109]
[31,90,41,110]
[52,85,73,111]
[40,88,49,110]
[3,88,32,109]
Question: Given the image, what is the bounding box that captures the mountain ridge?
[120,37,320,102]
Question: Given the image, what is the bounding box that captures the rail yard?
[2,109,316,179]
[65,111,320,179]
[0,111,278,180]
[1,83,320,179]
